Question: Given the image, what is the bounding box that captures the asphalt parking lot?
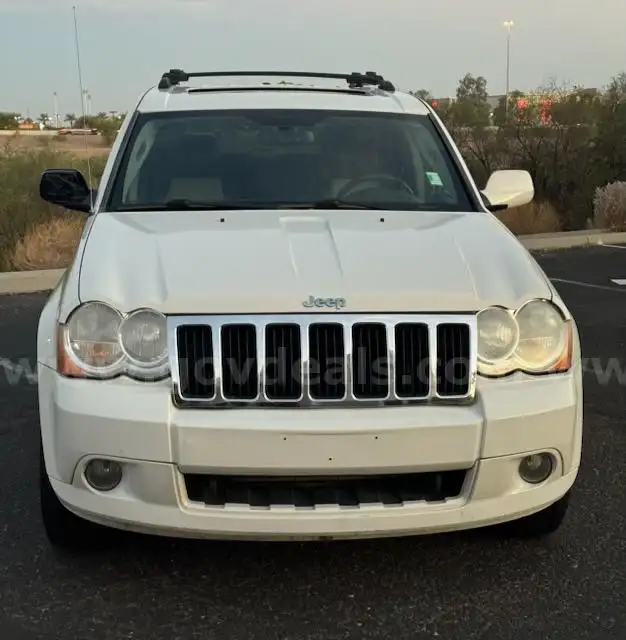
[1,244,625,640]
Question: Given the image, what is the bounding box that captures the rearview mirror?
[481,169,534,212]
[39,169,94,213]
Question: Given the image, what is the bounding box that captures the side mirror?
[481,169,534,212]
[39,169,94,213]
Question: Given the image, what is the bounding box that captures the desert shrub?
[0,142,106,270]
[11,215,85,270]
[593,181,626,230]
[451,125,597,231]
[97,120,119,146]
[437,72,626,232]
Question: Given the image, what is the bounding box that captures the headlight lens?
[120,309,168,375]
[477,300,571,377]
[66,302,124,375]
[60,303,169,380]
[477,306,519,363]
[515,300,567,371]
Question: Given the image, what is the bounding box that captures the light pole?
[53,92,59,128]
[82,89,91,118]
[503,21,514,120]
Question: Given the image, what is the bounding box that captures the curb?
[1,230,626,296]
[520,229,626,251]
[0,269,65,295]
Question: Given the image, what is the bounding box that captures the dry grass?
[11,216,85,271]
[495,200,562,235]
[0,143,107,270]
[0,132,111,158]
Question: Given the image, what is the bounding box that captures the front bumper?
[38,363,583,540]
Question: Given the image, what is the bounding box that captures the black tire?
[500,491,571,539]
[39,443,117,551]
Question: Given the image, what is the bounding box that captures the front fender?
[37,277,64,369]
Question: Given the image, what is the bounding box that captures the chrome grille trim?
[212,324,221,401]
[167,313,478,409]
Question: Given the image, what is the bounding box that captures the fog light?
[84,459,122,491]
[518,453,553,484]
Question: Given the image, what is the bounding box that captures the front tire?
[501,491,571,539]
[39,444,116,551]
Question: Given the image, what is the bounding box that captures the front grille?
[184,470,468,508]
[170,314,476,408]
[177,325,214,399]
[395,323,429,398]
[309,323,345,400]
[221,324,258,400]
[437,323,471,397]
[352,323,388,399]
[265,324,302,401]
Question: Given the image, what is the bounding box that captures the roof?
[136,70,431,116]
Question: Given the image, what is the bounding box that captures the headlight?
[64,302,124,377]
[477,307,519,363]
[58,302,170,381]
[478,300,572,377]
[515,300,567,372]
[120,309,169,378]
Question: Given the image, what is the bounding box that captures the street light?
[503,21,514,119]
[53,92,59,128]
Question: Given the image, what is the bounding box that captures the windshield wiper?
[116,199,272,212]
[277,199,386,210]
[114,199,386,212]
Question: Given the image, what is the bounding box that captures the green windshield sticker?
[426,171,443,186]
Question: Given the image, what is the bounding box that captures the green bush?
[0,142,106,271]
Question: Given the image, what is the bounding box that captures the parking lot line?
[599,243,626,250]
[611,279,626,285]
[550,277,626,293]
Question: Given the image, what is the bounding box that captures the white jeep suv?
[37,69,582,550]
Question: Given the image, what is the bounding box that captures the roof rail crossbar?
[157,69,395,92]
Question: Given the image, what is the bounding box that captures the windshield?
[105,109,476,212]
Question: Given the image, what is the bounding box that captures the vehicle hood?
[76,209,552,315]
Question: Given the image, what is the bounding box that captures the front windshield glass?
[105,109,476,212]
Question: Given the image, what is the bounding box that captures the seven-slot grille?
[170,315,475,407]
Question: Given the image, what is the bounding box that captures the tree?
[593,73,626,184]
[65,113,76,127]
[492,90,527,126]
[549,88,599,126]
[455,73,488,102]
[429,98,453,124]
[39,113,49,124]
[0,112,20,129]
[411,89,433,101]
[603,72,626,103]
[449,73,491,127]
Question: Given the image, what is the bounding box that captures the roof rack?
[157,69,395,92]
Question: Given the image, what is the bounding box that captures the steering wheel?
[336,174,417,200]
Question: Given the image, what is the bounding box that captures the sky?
[1,0,625,117]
